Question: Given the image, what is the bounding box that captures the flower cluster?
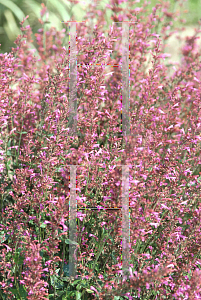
[0,0,201,299]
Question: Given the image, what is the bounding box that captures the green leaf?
[8,137,14,147]
[63,291,75,298]
[71,279,82,287]
[48,0,71,21]
[0,231,10,243]
[24,0,42,18]
[197,176,201,183]
[50,274,64,290]
[6,150,12,157]
[14,249,25,266]
[8,288,18,296]
[40,223,47,228]
[9,284,27,300]
[79,280,87,288]
[18,285,28,300]
[54,166,65,173]
[114,157,121,162]
[85,288,94,294]
[47,134,54,137]
[65,238,79,246]
[54,291,66,300]
[89,192,95,198]
[76,291,82,300]
[4,9,21,38]
[0,0,28,24]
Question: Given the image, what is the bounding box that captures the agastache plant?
[0,0,201,299]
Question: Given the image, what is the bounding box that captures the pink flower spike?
[158,109,165,114]
[160,204,170,210]
[90,286,98,293]
[3,244,12,252]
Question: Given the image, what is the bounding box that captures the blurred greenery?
[0,0,200,55]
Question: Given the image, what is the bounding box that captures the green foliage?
[8,285,28,300]
[0,0,200,55]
